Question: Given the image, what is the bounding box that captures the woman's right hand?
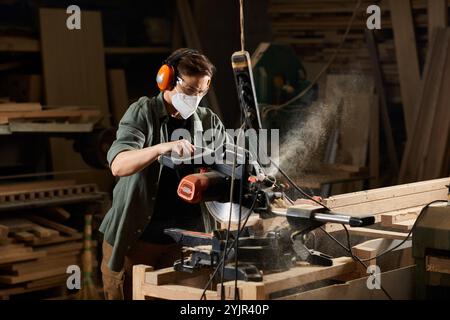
[158,139,196,157]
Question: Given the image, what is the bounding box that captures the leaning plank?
[27,215,79,235]
[399,29,449,183]
[421,30,450,180]
[428,0,448,40]
[388,0,421,135]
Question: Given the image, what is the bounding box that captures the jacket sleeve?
[107,98,152,167]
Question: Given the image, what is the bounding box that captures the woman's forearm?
[110,139,195,177]
[110,145,163,177]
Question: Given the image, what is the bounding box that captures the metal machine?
[158,50,375,283]
[413,193,450,299]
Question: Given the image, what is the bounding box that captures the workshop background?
[0,0,449,300]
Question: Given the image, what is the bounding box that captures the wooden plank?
[348,227,411,240]
[0,218,35,232]
[328,188,446,217]
[250,257,355,297]
[426,255,450,274]
[13,231,36,242]
[428,0,448,40]
[324,177,450,208]
[39,8,109,126]
[399,29,449,183]
[0,108,102,125]
[0,103,41,112]
[107,69,129,126]
[365,30,399,173]
[140,283,218,300]
[31,226,59,238]
[0,36,39,52]
[385,219,415,232]
[44,207,71,221]
[380,206,422,225]
[175,0,222,119]
[35,241,83,255]
[0,251,46,266]
[13,256,79,276]
[133,265,153,300]
[145,267,209,286]
[0,180,75,194]
[8,122,94,133]
[369,94,380,188]
[279,266,415,300]
[0,224,8,239]
[26,215,79,235]
[26,274,68,289]
[39,8,113,192]
[421,30,450,180]
[389,0,421,136]
[0,266,67,284]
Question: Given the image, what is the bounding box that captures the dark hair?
[168,48,216,78]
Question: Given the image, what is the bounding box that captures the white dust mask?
[171,80,206,119]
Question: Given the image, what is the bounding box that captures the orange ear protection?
[156,49,199,91]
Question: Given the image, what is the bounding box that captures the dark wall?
[193,0,272,127]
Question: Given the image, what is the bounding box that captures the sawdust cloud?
[270,99,339,178]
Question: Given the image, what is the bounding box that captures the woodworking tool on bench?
[158,48,375,283]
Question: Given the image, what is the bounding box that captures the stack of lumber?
[269,0,446,105]
[0,180,102,299]
[399,28,450,183]
[322,177,450,233]
[0,214,84,299]
[0,180,101,211]
[0,102,103,134]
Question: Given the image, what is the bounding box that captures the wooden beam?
[107,69,129,126]
[279,266,415,300]
[324,177,450,208]
[389,0,422,136]
[348,227,411,240]
[428,0,448,40]
[0,103,41,112]
[175,0,222,119]
[399,29,450,183]
[365,30,399,173]
[133,265,153,300]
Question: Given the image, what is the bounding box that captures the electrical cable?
[270,159,331,210]
[358,200,446,262]
[319,225,393,300]
[219,124,246,300]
